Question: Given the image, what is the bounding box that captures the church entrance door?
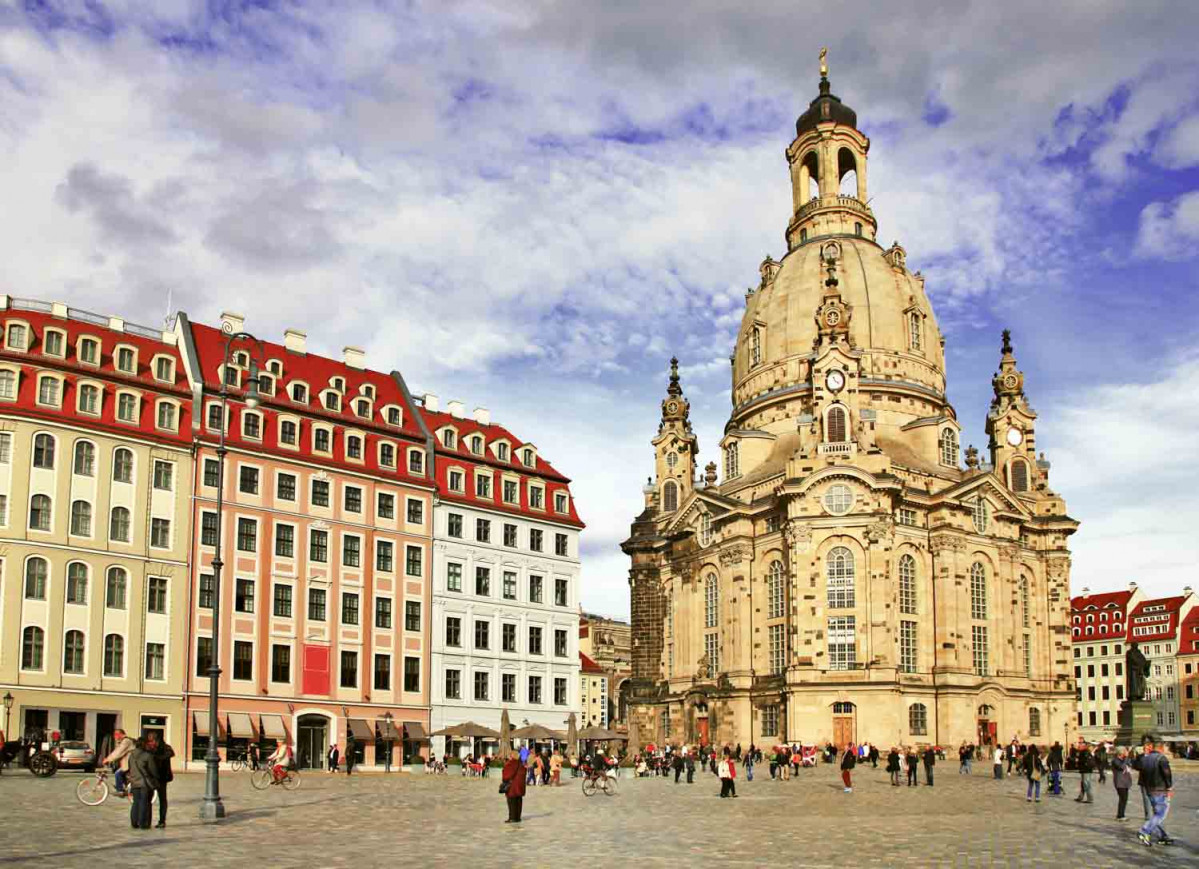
[696,717,710,745]
[832,702,855,749]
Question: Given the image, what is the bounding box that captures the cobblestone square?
[0,763,1196,867]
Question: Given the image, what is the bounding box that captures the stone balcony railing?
[818,441,856,458]
[796,194,874,222]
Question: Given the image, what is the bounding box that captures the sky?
[2,0,1198,618]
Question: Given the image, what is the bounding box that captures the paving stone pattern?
[0,762,1196,867]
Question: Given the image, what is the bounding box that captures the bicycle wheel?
[281,770,301,791]
[230,758,244,773]
[601,776,618,796]
[250,770,273,790]
[582,777,597,796]
[76,776,108,806]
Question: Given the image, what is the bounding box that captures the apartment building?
[1126,591,1196,734]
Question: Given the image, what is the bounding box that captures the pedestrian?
[686,751,696,784]
[992,745,1004,781]
[146,731,174,828]
[1095,743,1108,785]
[958,742,970,775]
[922,745,936,786]
[550,749,562,786]
[102,728,136,797]
[869,743,879,769]
[1048,742,1064,796]
[745,750,754,782]
[1006,741,1017,777]
[887,747,901,786]
[249,742,260,771]
[1111,747,1132,821]
[327,743,339,774]
[840,743,856,793]
[717,749,737,798]
[345,737,356,776]
[1022,744,1044,802]
[127,735,158,831]
[1075,742,1094,804]
[1133,736,1174,847]
[501,750,527,824]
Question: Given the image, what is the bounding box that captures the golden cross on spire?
[819,47,828,78]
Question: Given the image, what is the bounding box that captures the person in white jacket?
[103,729,136,796]
[993,746,1004,781]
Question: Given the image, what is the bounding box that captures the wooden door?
[833,716,854,749]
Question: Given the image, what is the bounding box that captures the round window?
[823,484,854,515]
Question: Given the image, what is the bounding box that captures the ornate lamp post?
[200,326,265,824]
[382,712,394,773]
[3,692,13,740]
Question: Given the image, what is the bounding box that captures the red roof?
[1070,589,1133,643]
[1126,596,1189,643]
[579,652,604,673]
[1,305,191,445]
[187,319,429,484]
[425,408,584,528]
[1180,607,1199,656]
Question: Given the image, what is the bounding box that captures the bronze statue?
[1126,644,1150,701]
[820,47,828,78]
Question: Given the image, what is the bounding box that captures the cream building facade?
[624,66,1079,751]
[0,298,192,751]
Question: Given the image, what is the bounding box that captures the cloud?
[1134,191,1199,260]
[1155,114,1199,169]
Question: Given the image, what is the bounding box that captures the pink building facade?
[179,312,434,769]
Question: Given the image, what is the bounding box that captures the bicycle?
[250,766,301,791]
[75,768,158,806]
[581,766,617,797]
[229,751,248,773]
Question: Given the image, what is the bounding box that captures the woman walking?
[501,751,527,824]
[1023,744,1045,802]
[1111,747,1132,820]
[146,732,174,828]
[840,743,856,793]
[887,747,901,786]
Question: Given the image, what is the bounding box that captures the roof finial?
[819,46,828,79]
[667,356,683,397]
[1001,328,1013,356]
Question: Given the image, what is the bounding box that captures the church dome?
[731,235,947,425]
[795,77,858,137]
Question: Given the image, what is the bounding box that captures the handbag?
[499,779,510,794]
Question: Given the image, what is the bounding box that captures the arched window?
[1010,459,1029,492]
[73,441,96,476]
[768,560,785,619]
[826,406,847,443]
[970,562,987,619]
[909,311,923,352]
[33,433,55,468]
[106,567,128,609]
[113,448,133,483]
[1029,707,1042,737]
[972,497,989,533]
[662,481,678,513]
[1020,576,1030,629]
[699,513,712,547]
[939,429,957,467]
[751,327,761,366]
[70,500,92,536]
[103,634,124,677]
[110,507,131,542]
[826,546,855,608]
[29,494,52,531]
[22,626,44,670]
[66,563,88,604]
[24,557,48,599]
[899,554,917,614]
[833,701,855,715]
[704,573,719,628]
[63,630,85,674]
[909,703,928,735]
[725,442,739,478]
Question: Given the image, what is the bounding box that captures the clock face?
[826,370,845,392]
[1006,428,1023,446]
[825,309,841,327]
[666,401,679,414]
[1003,373,1018,389]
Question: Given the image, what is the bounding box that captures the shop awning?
[376,720,401,740]
[192,711,224,737]
[348,718,375,741]
[404,722,429,741]
[260,715,287,740]
[226,712,256,739]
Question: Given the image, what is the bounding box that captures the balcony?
[818,441,856,458]
[796,195,874,223]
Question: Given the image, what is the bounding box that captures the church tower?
[652,357,698,514]
[985,330,1040,494]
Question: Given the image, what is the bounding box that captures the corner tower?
[785,49,877,251]
[652,357,698,514]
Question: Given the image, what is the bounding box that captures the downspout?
[176,311,204,768]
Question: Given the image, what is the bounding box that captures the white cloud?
[1134,191,1199,260]
[1155,115,1199,169]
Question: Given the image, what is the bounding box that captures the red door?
[697,718,710,745]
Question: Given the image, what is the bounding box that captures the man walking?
[840,743,856,793]
[905,746,918,787]
[1112,747,1132,821]
[685,751,696,784]
[1048,742,1064,796]
[1133,737,1174,847]
[1075,742,1095,803]
[922,745,936,786]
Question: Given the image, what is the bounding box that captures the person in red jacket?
[501,753,528,823]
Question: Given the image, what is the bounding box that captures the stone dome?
[795,77,858,137]
[731,235,947,426]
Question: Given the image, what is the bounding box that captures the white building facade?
[425,401,583,757]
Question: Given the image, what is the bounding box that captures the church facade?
[623,65,1079,752]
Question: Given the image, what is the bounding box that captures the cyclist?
[103,729,136,797]
[266,739,293,783]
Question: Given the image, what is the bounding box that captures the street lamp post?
[200,327,264,824]
[382,712,393,774]
[3,692,13,741]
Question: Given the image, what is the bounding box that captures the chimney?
[423,393,439,412]
[221,311,246,333]
[283,328,307,354]
[1128,582,1138,592]
[447,400,465,419]
[343,346,365,370]
[1080,587,1090,596]
[1185,585,1193,596]
[473,407,491,426]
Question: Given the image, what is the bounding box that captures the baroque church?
[623,61,1079,751]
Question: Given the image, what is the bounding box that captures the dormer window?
[387,407,401,426]
[380,443,395,467]
[37,375,61,407]
[257,373,274,396]
[224,367,238,387]
[242,412,261,440]
[355,399,370,418]
[324,392,340,412]
[361,384,375,400]
[332,377,344,392]
[939,429,958,467]
[449,470,464,492]
[555,492,568,513]
[529,486,544,509]
[154,356,174,382]
[79,337,100,365]
[235,351,248,367]
[314,427,331,453]
[497,443,509,461]
[408,450,424,475]
[347,435,363,460]
[291,383,307,403]
[268,360,282,376]
[442,430,457,449]
[470,435,484,455]
[43,330,65,357]
[6,323,28,351]
[116,392,138,423]
[522,448,534,467]
[909,311,922,352]
[157,401,177,431]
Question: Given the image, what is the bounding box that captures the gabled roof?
[1070,589,1133,643]
[937,471,1031,517]
[1179,607,1199,655]
[1127,595,1190,643]
[579,652,604,674]
[1071,589,1134,612]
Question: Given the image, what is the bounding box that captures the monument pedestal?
[1114,699,1155,745]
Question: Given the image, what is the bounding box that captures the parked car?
[55,741,96,771]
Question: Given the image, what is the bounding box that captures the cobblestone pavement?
[0,763,1196,867]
